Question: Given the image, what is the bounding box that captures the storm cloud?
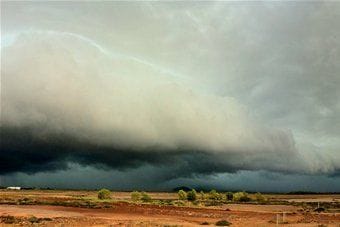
[1,2,340,189]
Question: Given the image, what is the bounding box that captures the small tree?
[187,189,197,201]
[131,191,141,202]
[97,188,111,200]
[141,191,151,202]
[178,190,187,200]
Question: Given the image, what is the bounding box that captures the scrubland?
[0,189,339,226]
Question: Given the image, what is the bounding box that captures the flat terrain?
[0,190,339,226]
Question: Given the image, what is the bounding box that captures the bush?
[199,191,205,200]
[1,215,16,224]
[178,190,187,200]
[97,188,111,200]
[187,189,197,201]
[255,192,266,203]
[131,191,141,202]
[233,192,251,202]
[192,200,200,206]
[215,219,231,226]
[28,216,40,223]
[141,192,151,202]
[172,200,186,206]
[208,190,224,201]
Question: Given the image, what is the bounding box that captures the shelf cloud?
[1,2,339,189]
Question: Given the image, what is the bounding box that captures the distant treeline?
[172,186,340,194]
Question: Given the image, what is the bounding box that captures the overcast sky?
[1,1,339,192]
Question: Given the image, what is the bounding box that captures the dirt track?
[1,202,339,226]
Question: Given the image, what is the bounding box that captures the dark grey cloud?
[1,2,340,190]
[1,125,311,179]
[2,167,340,192]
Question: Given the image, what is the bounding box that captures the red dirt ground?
[1,202,339,226]
[0,191,339,226]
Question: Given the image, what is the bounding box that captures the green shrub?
[225,192,233,201]
[215,219,231,226]
[172,200,186,206]
[131,191,141,202]
[199,191,205,200]
[28,216,40,223]
[178,190,187,200]
[141,191,151,202]
[208,190,224,201]
[233,191,251,202]
[192,200,200,206]
[97,188,111,200]
[187,189,197,201]
[255,192,267,203]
